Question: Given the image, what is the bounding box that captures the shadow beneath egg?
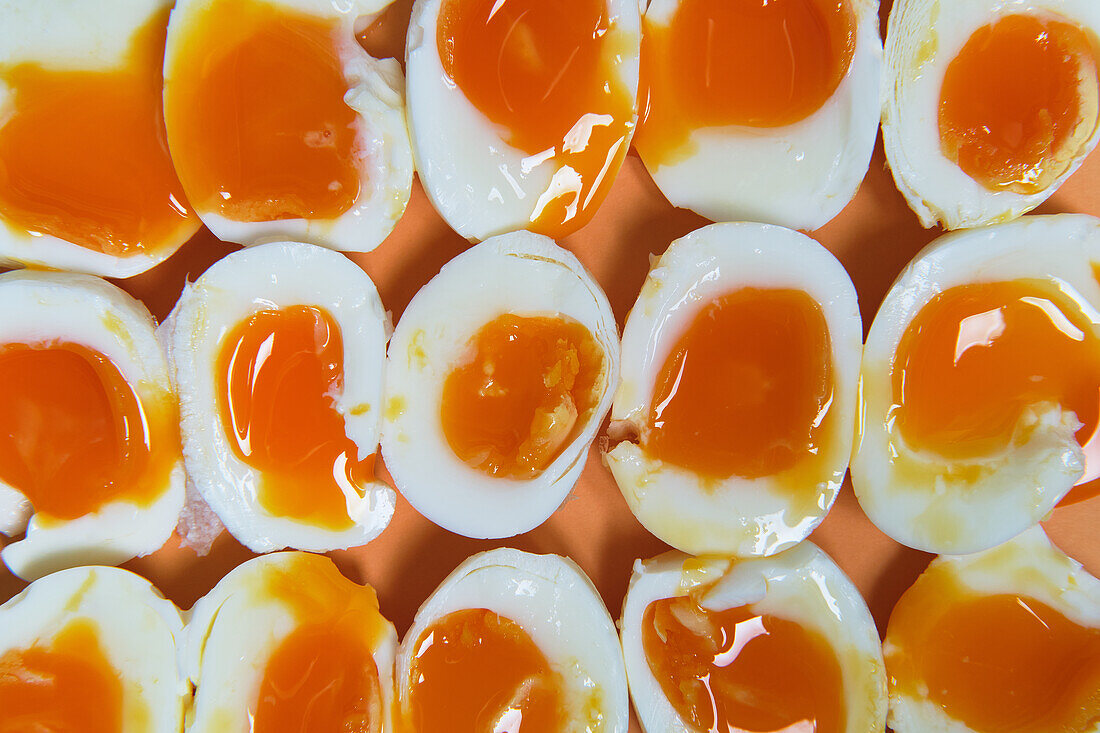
[122,531,258,611]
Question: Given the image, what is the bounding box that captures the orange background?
[2,1,1099,729]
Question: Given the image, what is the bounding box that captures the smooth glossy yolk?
[0,8,196,255]
[644,288,833,481]
[165,0,360,222]
[217,306,372,530]
[939,13,1100,194]
[0,620,122,733]
[405,608,567,733]
[636,0,856,166]
[441,314,604,480]
[892,280,1100,504]
[642,596,845,733]
[0,342,177,522]
[437,0,635,237]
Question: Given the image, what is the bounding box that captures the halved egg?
[396,548,628,732]
[405,0,641,240]
[604,223,861,556]
[885,526,1100,732]
[883,0,1100,229]
[185,552,397,732]
[164,241,394,553]
[635,0,882,230]
[382,232,619,538]
[0,271,184,580]
[163,0,412,252]
[0,0,200,277]
[853,214,1100,554]
[620,543,887,733]
[0,565,186,731]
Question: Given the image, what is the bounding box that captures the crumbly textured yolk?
[0,8,196,256]
[939,13,1100,194]
[405,608,567,733]
[441,314,604,480]
[0,342,177,521]
[165,0,360,222]
[0,620,123,733]
[644,288,833,480]
[436,0,635,237]
[217,306,372,530]
[892,280,1100,504]
[642,596,845,733]
[636,0,856,166]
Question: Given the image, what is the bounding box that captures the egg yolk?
[404,608,567,733]
[644,288,834,481]
[164,0,360,222]
[891,279,1100,504]
[0,342,178,522]
[436,0,636,237]
[939,13,1100,194]
[636,0,856,166]
[642,596,845,733]
[440,314,605,480]
[0,619,123,733]
[0,8,196,256]
[216,305,373,530]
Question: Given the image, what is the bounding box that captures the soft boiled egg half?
[165,241,394,553]
[883,0,1100,228]
[0,0,200,277]
[635,0,882,230]
[163,0,412,252]
[605,223,861,557]
[853,214,1100,554]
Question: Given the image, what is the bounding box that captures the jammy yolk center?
[636,0,856,165]
[441,314,604,480]
[644,288,834,481]
[0,342,176,521]
[939,13,1100,194]
[0,8,196,256]
[0,620,123,733]
[405,608,567,733]
[217,306,372,530]
[436,0,636,237]
[642,596,845,733]
[165,0,360,222]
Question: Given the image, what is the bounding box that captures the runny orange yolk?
[436,0,636,237]
[165,0,360,222]
[405,608,567,733]
[891,280,1100,504]
[0,342,177,522]
[440,314,605,480]
[0,8,196,256]
[636,0,856,166]
[939,13,1100,194]
[642,596,845,733]
[0,619,123,733]
[644,288,834,481]
[216,305,373,530]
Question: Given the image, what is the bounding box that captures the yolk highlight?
[891,280,1100,504]
[217,305,372,530]
[405,608,567,733]
[636,0,856,166]
[0,342,177,522]
[436,0,636,237]
[165,0,360,222]
[0,8,196,256]
[642,596,845,733]
[939,13,1100,194]
[644,288,834,481]
[0,619,123,733]
[441,314,605,480]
